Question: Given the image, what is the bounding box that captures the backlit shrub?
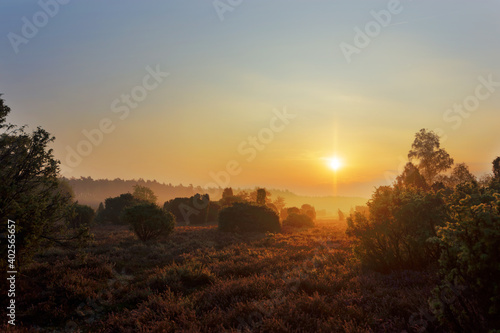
[283,213,315,228]
[122,203,175,242]
[218,202,281,233]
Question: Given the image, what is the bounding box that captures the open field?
[4,220,439,332]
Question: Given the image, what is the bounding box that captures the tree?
[493,156,500,180]
[122,203,175,242]
[338,209,345,222]
[0,96,75,266]
[65,203,95,229]
[256,188,267,205]
[101,193,142,224]
[222,187,233,198]
[408,129,454,184]
[396,162,428,190]
[133,184,157,203]
[346,186,447,272]
[430,182,500,331]
[300,204,316,221]
[449,163,476,186]
[273,196,286,213]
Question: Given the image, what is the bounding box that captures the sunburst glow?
[327,157,342,171]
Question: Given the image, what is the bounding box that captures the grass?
[3,220,443,332]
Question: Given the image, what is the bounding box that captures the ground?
[3,220,441,332]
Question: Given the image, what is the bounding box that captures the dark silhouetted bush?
[164,194,210,225]
[65,203,95,229]
[283,213,315,228]
[218,202,280,233]
[346,186,446,272]
[122,203,175,242]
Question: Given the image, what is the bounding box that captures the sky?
[1,0,499,198]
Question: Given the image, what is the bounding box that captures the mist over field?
[1,1,500,332]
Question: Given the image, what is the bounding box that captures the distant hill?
[63,177,368,218]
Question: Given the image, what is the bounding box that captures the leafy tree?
[218,202,281,233]
[94,202,105,224]
[283,213,314,228]
[430,182,500,331]
[256,188,267,205]
[493,156,500,180]
[132,184,157,203]
[408,129,454,184]
[65,203,95,229]
[346,186,446,272]
[219,187,242,207]
[338,209,345,222]
[0,96,76,266]
[122,203,175,242]
[273,196,286,214]
[300,204,316,221]
[101,193,142,224]
[222,187,233,198]
[396,162,428,190]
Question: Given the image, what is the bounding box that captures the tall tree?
[0,95,73,266]
[132,184,157,203]
[408,129,454,184]
[493,157,500,180]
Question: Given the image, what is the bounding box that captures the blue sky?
[1,0,499,197]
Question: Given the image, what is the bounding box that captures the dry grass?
[3,220,442,332]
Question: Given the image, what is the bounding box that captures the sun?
[327,157,342,171]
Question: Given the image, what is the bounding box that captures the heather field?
[2,220,440,333]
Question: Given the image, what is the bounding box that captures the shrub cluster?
[346,186,446,272]
[218,202,281,233]
[122,203,175,242]
[282,213,315,228]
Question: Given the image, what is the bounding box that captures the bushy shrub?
[346,186,446,272]
[300,204,316,221]
[283,213,315,228]
[430,182,500,331]
[98,193,144,225]
[65,203,95,229]
[164,194,210,225]
[122,203,175,242]
[218,202,281,233]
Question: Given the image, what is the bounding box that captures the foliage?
[65,203,95,229]
[346,186,447,272]
[122,203,175,242]
[408,128,454,184]
[282,213,315,228]
[396,162,429,190]
[164,194,211,225]
[132,184,157,203]
[218,202,281,233]
[338,209,345,221]
[256,188,267,205]
[96,193,143,225]
[300,204,316,221]
[430,182,500,331]
[0,96,75,266]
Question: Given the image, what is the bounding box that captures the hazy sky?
[1,0,499,197]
